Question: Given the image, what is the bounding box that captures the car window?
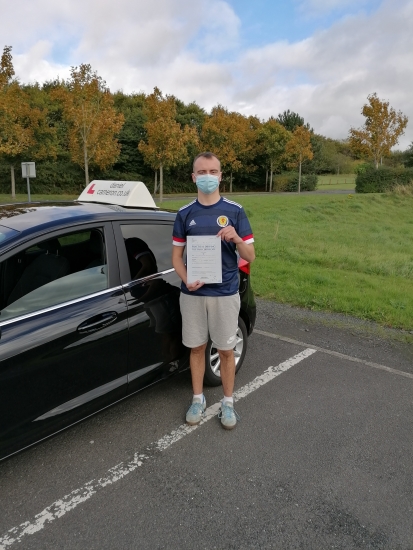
[120,224,172,280]
[0,228,108,321]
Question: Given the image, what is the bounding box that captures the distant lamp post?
[21,162,36,203]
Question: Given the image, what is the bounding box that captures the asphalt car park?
[0,304,412,550]
[1,181,412,549]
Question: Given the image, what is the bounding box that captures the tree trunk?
[159,163,163,203]
[154,170,158,196]
[84,142,89,185]
[230,172,233,193]
[269,161,273,193]
[298,156,302,194]
[265,170,268,192]
[11,165,15,199]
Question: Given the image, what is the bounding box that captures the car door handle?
[77,312,118,334]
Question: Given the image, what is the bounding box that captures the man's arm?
[216,226,256,263]
[236,240,256,263]
[172,245,205,291]
[172,245,188,285]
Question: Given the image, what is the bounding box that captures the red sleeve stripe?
[173,237,186,246]
[242,234,254,243]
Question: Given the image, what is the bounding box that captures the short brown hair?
[192,152,221,172]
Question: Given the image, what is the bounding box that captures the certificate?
[187,235,222,284]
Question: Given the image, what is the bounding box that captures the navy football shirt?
[172,197,254,296]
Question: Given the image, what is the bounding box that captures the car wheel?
[203,316,248,387]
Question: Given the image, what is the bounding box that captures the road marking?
[0,348,316,549]
[255,329,413,381]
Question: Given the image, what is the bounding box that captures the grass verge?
[0,194,78,203]
[164,193,413,333]
[317,174,355,191]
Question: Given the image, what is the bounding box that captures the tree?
[113,91,148,177]
[285,126,313,193]
[174,99,206,136]
[277,110,312,133]
[348,93,408,169]
[0,46,57,196]
[138,88,198,202]
[172,99,207,185]
[201,106,254,192]
[258,118,291,191]
[52,64,124,185]
[403,142,413,168]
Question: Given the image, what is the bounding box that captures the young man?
[172,152,255,429]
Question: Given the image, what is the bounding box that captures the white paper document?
[187,235,222,284]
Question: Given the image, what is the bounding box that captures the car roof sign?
[77,180,158,209]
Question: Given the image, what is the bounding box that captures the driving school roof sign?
[78,180,157,209]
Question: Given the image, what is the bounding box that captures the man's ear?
[192,173,196,183]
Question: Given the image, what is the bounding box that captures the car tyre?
[203,316,248,387]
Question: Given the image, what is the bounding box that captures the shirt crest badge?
[217,215,229,228]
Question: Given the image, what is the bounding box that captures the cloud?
[2,0,413,148]
[232,0,413,146]
[13,42,71,84]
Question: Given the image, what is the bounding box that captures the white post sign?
[21,162,36,203]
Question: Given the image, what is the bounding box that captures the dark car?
[0,181,256,460]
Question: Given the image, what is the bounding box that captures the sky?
[2,0,412,148]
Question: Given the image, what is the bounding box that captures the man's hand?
[186,280,205,292]
[217,226,242,243]
[217,226,256,263]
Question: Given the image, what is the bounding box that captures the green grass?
[317,174,355,190]
[0,194,78,203]
[164,193,413,332]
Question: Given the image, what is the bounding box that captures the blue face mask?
[196,174,219,194]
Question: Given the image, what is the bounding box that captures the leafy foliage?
[138,87,198,200]
[349,93,408,169]
[52,64,124,185]
[258,118,291,191]
[402,142,413,168]
[0,47,57,162]
[285,126,313,192]
[1,52,411,195]
[285,173,318,192]
[355,165,413,193]
[112,92,149,177]
[201,106,257,191]
[277,110,312,132]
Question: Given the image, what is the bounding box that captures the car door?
[113,220,186,393]
[0,223,129,460]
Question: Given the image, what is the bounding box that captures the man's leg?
[179,294,209,425]
[207,294,241,429]
[190,343,207,395]
[185,344,208,425]
[218,348,239,429]
[218,348,236,398]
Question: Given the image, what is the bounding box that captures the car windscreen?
[0,225,20,245]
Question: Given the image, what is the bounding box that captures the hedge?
[356,165,413,193]
[285,173,318,192]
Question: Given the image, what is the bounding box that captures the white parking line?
[255,329,413,381]
[0,348,316,549]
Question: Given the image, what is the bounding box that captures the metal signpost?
[21,162,36,203]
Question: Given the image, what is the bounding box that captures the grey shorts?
[179,292,240,351]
